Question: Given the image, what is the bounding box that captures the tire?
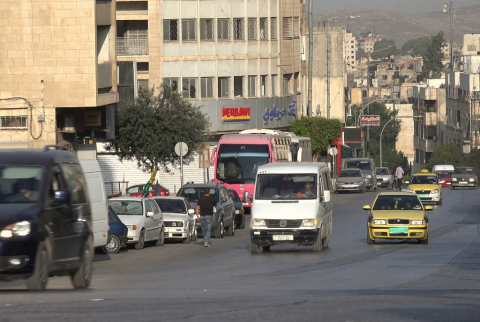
[367,230,375,244]
[191,226,197,241]
[322,234,331,249]
[360,187,366,194]
[71,240,93,289]
[418,234,429,244]
[262,246,271,251]
[238,216,245,229]
[135,230,145,250]
[102,235,121,254]
[156,226,165,246]
[226,220,235,236]
[452,186,455,190]
[437,198,443,205]
[250,242,259,254]
[182,230,191,244]
[312,230,322,252]
[214,221,224,238]
[26,242,50,291]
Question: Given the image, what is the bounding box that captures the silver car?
[335,169,366,193]
[376,167,392,188]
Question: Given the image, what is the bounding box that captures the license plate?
[419,194,429,198]
[459,181,467,184]
[273,235,294,241]
[344,185,355,188]
[389,228,408,234]
[384,178,390,181]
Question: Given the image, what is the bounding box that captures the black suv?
[0,146,93,290]
[177,183,235,238]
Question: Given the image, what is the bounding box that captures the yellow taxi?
[364,192,432,244]
[407,172,443,205]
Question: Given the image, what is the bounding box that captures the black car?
[102,206,128,254]
[0,146,93,291]
[227,189,245,229]
[177,182,235,238]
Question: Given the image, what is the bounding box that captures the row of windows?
[0,116,27,129]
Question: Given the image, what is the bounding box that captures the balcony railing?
[117,37,149,56]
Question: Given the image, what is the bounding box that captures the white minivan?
[432,165,455,173]
[79,159,109,251]
[248,162,333,253]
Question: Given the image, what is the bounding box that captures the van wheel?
[26,242,50,291]
[214,221,224,238]
[312,231,322,252]
[250,242,259,254]
[135,230,145,250]
[156,226,165,246]
[71,240,93,289]
[322,234,331,249]
[103,235,121,254]
[227,221,235,236]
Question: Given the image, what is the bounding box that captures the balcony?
[97,63,113,89]
[419,87,437,100]
[414,136,437,153]
[117,37,149,56]
[424,112,437,126]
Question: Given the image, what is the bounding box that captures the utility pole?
[327,19,331,119]
[443,1,456,71]
[307,0,313,116]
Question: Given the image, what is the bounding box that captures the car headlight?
[469,178,476,182]
[126,225,137,230]
[452,178,457,181]
[411,220,426,225]
[301,219,318,227]
[431,189,439,194]
[337,182,344,185]
[372,219,386,225]
[0,221,31,238]
[171,221,184,227]
[251,219,266,227]
[365,175,372,179]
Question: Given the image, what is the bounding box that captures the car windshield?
[439,172,452,178]
[373,195,423,210]
[376,168,389,175]
[228,190,241,202]
[454,167,474,175]
[216,144,270,184]
[339,170,362,177]
[0,166,44,204]
[109,201,143,215]
[411,175,438,184]
[154,199,186,214]
[255,174,317,200]
[346,160,371,171]
[179,188,219,203]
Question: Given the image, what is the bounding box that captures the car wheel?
[156,226,165,246]
[360,187,366,194]
[312,230,322,252]
[418,234,429,244]
[71,240,93,289]
[135,230,145,250]
[214,221,224,238]
[250,242,259,254]
[191,225,197,241]
[26,242,50,291]
[262,246,271,251]
[452,186,455,190]
[238,216,245,229]
[367,231,375,244]
[227,221,235,236]
[182,230,191,244]
[436,198,443,205]
[102,235,121,254]
[322,233,331,249]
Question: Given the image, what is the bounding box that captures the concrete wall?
[386,103,414,162]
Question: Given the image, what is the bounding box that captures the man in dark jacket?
[196,188,217,247]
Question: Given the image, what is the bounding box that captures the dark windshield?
[411,175,438,184]
[439,172,452,178]
[216,144,270,184]
[178,188,219,203]
[255,174,317,200]
[376,168,389,175]
[153,199,186,213]
[346,160,371,171]
[373,195,423,210]
[454,167,474,175]
[228,190,241,202]
[339,170,362,177]
[109,201,143,215]
[0,166,44,204]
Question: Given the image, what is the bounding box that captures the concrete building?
[356,31,384,54]
[116,0,306,134]
[385,103,414,163]
[462,34,480,56]
[0,0,118,150]
[344,32,356,71]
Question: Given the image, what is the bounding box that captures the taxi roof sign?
[421,169,429,173]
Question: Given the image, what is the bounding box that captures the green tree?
[290,117,342,159]
[105,83,210,174]
[401,36,431,57]
[423,31,446,75]
[356,48,368,60]
[371,39,397,60]
[426,143,480,174]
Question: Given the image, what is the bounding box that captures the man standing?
[395,164,404,191]
[196,188,217,247]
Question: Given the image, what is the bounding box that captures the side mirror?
[52,190,70,205]
[242,191,250,205]
[425,205,433,211]
[322,190,331,203]
[146,211,154,217]
[188,209,195,215]
[363,205,371,210]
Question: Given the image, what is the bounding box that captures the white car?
[108,197,165,250]
[151,197,197,244]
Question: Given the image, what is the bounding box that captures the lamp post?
[380,116,423,167]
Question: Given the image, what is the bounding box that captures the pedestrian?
[392,163,399,191]
[196,188,217,247]
[395,164,404,191]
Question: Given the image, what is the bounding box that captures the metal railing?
[116,37,149,56]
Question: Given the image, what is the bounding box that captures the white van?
[248,162,333,253]
[431,165,455,173]
[79,159,109,250]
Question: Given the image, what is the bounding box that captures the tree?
[371,39,397,60]
[356,48,368,60]
[290,117,342,159]
[105,83,210,175]
[423,31,446,75]
[426,143,480,174]
[401,36,431,57]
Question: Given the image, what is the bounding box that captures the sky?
[315,0,479,14]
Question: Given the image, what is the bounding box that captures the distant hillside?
[314,4,480,47]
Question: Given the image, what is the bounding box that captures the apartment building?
[0,0,118,150]
[385,103,414,163]
[344,32,356,71]
[356,31,384,54]
[116,0,306,133]
[462,34,480,55]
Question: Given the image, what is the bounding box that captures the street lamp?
[380,116,423,167]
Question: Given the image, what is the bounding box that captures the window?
[271,74,277,96]
[217,19,230,40]
[0,116,27,129]
[248,76,256,96]
[60,164,86,204]
[260,75,267,96]
[255,173,318,200]
[283,17,292,39]
[234,76,243,97]
[138,80,149,93]
[467,44,477,51]
[182,78,196,99]
[294,72,299,93]
[163,78,179,91]
[233,18,244,40]
[163,19,178,41]
[201,77,214,98]
[218,77,229,98]
[293,17,300,38]
[271,17,277,39]
[200,19,214,40]
[259,18,268,39]
[248,18,257,40]
[283,74,292,95]
[182,19,196,41]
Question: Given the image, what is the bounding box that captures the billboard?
[221,107,250,123]
[360,115,381,126]
[343,127,363,149]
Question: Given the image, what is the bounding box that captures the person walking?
[196,188,217,247]
[395,164,404,192]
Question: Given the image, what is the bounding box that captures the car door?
[149,199,163,233]
[143,200,155,240]
[221,187,234,226]
[185,200,194,234]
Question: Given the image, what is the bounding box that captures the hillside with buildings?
[314,4,480,46]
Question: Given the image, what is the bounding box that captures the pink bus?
[210,129,294,209]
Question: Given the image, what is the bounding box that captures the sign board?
[222,107,250,123]
[85,111,101,127]
[198,146,210,168]
[360,115,381,127]
[175,142,188,157]
[329,147,338,156]
[343,127,363,149]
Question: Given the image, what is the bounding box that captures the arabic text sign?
[222,107,250,122]
[360,115,381,127]
[263,102,297,124]
[85,111,101,127]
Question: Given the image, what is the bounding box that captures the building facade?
[385,103,414,163]
[462,34,480,56]
[344,32,356,71]
[356,32,384,54]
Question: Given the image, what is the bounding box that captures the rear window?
[228,190,241,202]
[178,187,219,203]
[346,160,371,171]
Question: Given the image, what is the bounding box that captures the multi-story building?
[385,103,414,164]
[116,0,306,133]
[356,31,384,54]
[344,32,356,71]
[462,34,480,55]
[0,0,118,150]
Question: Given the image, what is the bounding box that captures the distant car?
[451,166,478,190]
[335,168,366,193]
[375,167,392,188]
[364,192,432,244]
[407,172,443,205]
[151,197,197,244]
[228,189,245,229]
[177,183,235,238]
[102,206,128,254]
[108,197,165,250]
[110,183,170,198]
[438,171,453,187]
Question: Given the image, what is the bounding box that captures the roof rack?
[44,145,67,151]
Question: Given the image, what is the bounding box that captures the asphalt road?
[1,187,480,322]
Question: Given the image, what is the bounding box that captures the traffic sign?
[175,142,188,157]
[329,147,338,156]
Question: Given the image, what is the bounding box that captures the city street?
[1,188,480,322]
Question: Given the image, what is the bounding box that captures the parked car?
[451,166,478,190]
[177,183,235,238]
[110,183,170,198]
[375,167,392,188]
[438,171,453,187]
[108,197,165,249]
[151,197,197,244]
[334,169,366,193]
[228,189,245,229]
[102,206,128,254]
[343,158,377,191]
[0,146,93,291]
